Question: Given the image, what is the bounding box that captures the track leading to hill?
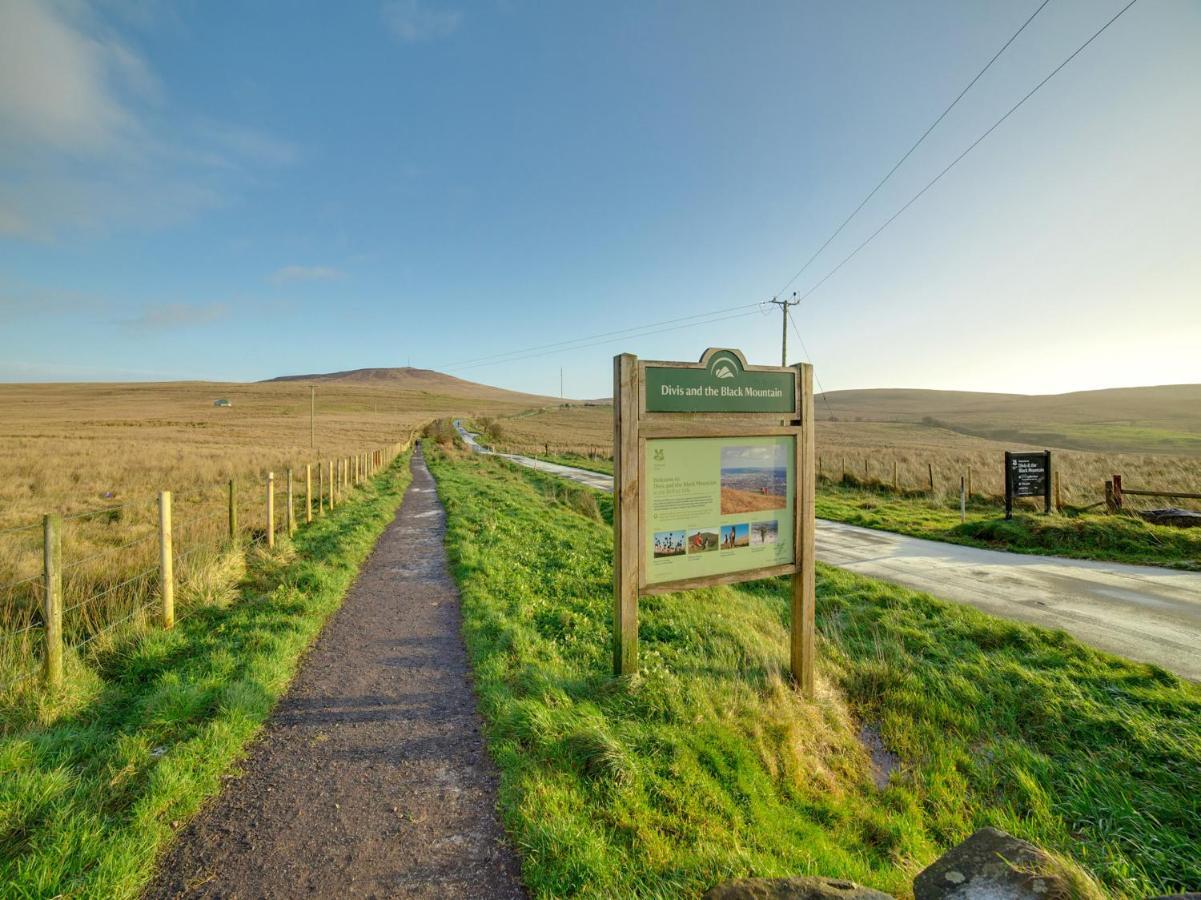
[454,420,1201,682]
[149,447,524,899]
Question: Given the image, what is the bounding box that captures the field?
[427,446,1200,897]
[818,384,1201,456]
[478,405,1201,510]
[0,375,549,692]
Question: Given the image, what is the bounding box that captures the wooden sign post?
[613,348,816,696]
[1004,449,1052,518]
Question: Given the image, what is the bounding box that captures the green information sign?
[644,434,795,585]
[644,349,796,413]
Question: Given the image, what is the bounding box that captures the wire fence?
[1,436,415,696]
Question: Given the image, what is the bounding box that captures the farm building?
[213,399,232,407]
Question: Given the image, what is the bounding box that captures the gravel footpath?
[148,447,525,898]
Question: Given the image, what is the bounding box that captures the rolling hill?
[816,384,1201,455]
[264,367,557,405]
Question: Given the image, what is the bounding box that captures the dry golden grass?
[0,379,547,691]
[483,404,1201,509]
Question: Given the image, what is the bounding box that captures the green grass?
[426,447,1201,898]
[816,479,1201,570]
[0,450,413,899]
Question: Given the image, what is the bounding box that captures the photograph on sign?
[643,434,795,585]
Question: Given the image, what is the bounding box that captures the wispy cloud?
[381,0,462,42]
[122,302,229,331]
[270,265,344,284]
[0,0,296,240]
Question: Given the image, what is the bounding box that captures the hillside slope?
[816,384,1201,455]
[264,366,557,405]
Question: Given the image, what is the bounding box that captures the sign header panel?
[1008,452,1049,498]
[644,349,796,414]
[644,434,795,585]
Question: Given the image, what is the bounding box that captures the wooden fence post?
[329,460,335,509]
[893,460,899,491]
[613,354,639,676]
[42,513,63,688]
[960,477,966,524]
[305,464,313,523]
[266,472,275,549]
[286,469,295,536]
[863,457,869,481]
[967,466,973,498]
[159,491,174,629]
[1112,474,1123,510]
[794,364,816,699]
[228,479,237,541]
[1054,471,1062,512]
[928,462,934,492]
[1105,480,1115,513]
[841,457,846,482]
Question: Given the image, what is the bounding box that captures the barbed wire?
[63,567,158,616]
[69,599,158,653]
[0,572,45,594]
[61,531,159,573]
[0,521,42,537]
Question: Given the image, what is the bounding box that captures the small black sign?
[1005,450,1052,518]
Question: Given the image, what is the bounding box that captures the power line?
[775,0,1054,298]
[787,309,837,421]
[437,301,766,372]
[446,306,769,374]
[790,0,1140,308]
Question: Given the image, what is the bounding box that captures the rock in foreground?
[914,827,1067,899]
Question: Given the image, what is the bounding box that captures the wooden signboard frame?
[613,348,816,696]
[1004,449,1052,519]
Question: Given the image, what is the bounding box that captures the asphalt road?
[453,420,1201,681]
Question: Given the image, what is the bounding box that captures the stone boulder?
[1138,508,1201,528]
[703,875,893,900]
[914,827,1068,899]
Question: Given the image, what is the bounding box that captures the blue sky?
[1,0,1198,398]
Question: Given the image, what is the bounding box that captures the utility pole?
[310,385,315,450]
[768,293,800,366]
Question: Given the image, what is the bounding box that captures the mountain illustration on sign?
[714,364,734,378]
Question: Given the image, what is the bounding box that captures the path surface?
[454,420,1201,681]
[149,447,525,899]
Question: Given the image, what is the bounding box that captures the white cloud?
[0,1,296,239]
[122,302,229,331]
[381,0,462,42]
[270,265,344,284]
[0,0,138,156]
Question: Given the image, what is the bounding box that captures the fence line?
[1,434,416,695]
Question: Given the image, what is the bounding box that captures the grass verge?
[427,447,1200,898]
[0,449,413,898]
[816,480,1201,569]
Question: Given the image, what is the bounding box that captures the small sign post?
[613,348,816,695]
[1004,450,1052,518]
